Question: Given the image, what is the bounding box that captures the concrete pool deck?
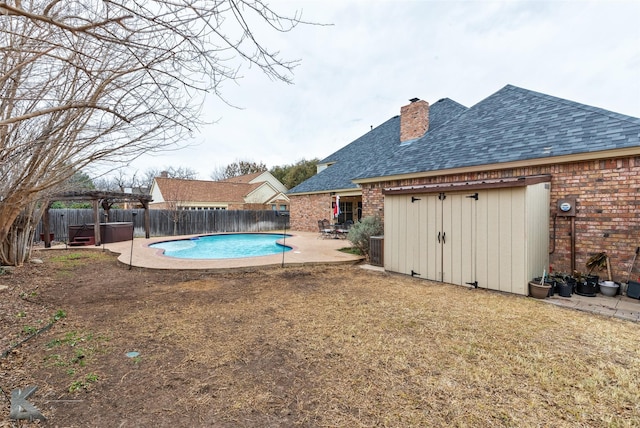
[101,231,363,269]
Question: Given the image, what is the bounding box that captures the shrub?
[347,216,383,258]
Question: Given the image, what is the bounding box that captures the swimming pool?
[149,233,292,259]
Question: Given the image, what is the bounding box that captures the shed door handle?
[442,232,446,244]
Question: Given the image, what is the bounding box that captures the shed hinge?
[466,193,479,200]
[465,281,478,288]
[438,192,446,201]
[411,270,420,277]
[411,196,421,203]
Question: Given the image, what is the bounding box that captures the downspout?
[570,216,576,274]
[549,213,557,255]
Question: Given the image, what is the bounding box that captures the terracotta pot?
[529,281,551,299]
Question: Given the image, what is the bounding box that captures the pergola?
[42,191,152,248]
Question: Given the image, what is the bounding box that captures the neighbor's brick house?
[289,85,640,287]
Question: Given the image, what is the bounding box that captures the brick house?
[288,85,640,294]
[150,171,289,211]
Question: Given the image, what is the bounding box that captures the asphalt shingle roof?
[288,98,468,194]
[289,85,640,195]
[354,85,640,180]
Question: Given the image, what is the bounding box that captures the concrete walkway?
[546,292,640,322]
[102,231,363,270]
[359,265,640,322]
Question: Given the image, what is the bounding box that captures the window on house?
[279,205,287,211]
[338,201,353,223]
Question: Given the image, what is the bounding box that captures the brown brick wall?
[289,193,333,232]
[360,156,640,282]
[362,185,384,221]
[400,99,429,142]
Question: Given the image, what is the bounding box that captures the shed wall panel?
[384,197,396,272]
[510,188,527,295]
[475,192,489,288]
[525,182,551,283]
[424,196,441,280]
[498,190,513,292]
[485,191,502,291]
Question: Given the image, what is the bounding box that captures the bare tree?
[142,166,199,190]
[210,160,267,180]
[0,0,305,265]
[155,179,192,236]
[94,170,135,193]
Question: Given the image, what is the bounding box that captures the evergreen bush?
[347,216,383,257]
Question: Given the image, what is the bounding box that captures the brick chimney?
[400,98,429,142]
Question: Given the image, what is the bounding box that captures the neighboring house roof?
[354,84,640,181]
[150,171,290,206]
[221,171,264,184]
[221,171,288,194]
[151,177,258,204]
[288,97,468,194]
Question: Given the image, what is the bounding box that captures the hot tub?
[69,222,133,245]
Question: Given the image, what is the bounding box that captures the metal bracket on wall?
[465,281,478,288]
[466,193,479,200]
[411,196,421,203]
[411,270,420,277]
[438,192,446,200]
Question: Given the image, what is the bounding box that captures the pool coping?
[101,231,363,270]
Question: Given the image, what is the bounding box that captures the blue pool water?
[149,233,292,259]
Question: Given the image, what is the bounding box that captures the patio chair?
[318,219,333,239]
[334,222,350,239]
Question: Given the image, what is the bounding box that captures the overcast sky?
[126,0,640,180]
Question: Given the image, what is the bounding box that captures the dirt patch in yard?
[1,249,640,427]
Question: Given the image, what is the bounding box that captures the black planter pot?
[576,275,598,297]
[557,279,573,297]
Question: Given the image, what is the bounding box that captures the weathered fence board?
[35,209,286,241]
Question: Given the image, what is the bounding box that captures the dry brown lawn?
[1,249,639,427]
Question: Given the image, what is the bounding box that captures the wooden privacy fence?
[35,209,287,241]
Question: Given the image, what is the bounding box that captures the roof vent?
[409,97,420,103]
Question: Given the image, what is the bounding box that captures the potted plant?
[553,273,573,297]
[585,252,611,296]
[575,269,598,297]
[529,280,551,299]
[529,271,552,299]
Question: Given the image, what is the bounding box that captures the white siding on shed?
[383,181,550,296]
